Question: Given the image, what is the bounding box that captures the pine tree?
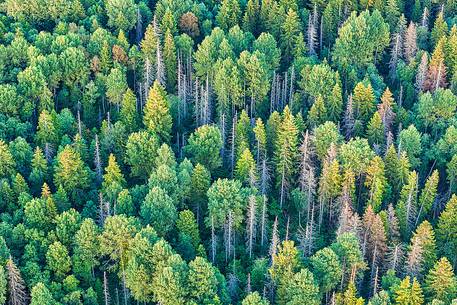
[367,112,386,149]
[242,291,270,305]
[143,81,172,142]
[424,258,457,304]
[310,247,343,294]
[396,171,419,239]
[404,22,418,63]
[243,0,260,35]
[308,95,328,127]
[120,88,139,132]
[270,240,301,286]
[73,218,99,282]
[335,282,365,305]
[445,25,457,76]
[318,145,341,228]
[29,146,48,194]
[30,283,57,305]
[411,221,437,275]
[275,106,299,208]
[190,163,211,222]
[365,156,387,212]
[0,265,5,305]
[424,39,448,92]
[385,0,401,30]
[245,195,257,259]
[163,29,177,92]
[417,170,438,221]
[378,87,396,134]
[415,52,428,93]
[281,9,302,64]
[54,145,90,198]
[353,82,376,123]
[236,148,257,187]
[216,0,241,32]
[46,241,72,279]
[102,154,126,203]
[394,276,424,305]
[280,268,320,305]
[6,257,28,305]
[253,118,267,162]
[362,205,387,287]
[436,195,457,266]
[188,257,220,302]
[431,11,448,48]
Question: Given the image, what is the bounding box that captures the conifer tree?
[185,125,223,172]
[378,87,396,134]
[424,39,448,92]
[365,156,387,212]
[367,112,386,149]
[235,148,257,187]
[30,282,57,305]
[353,82,376,123]
[216,0,241,31]
[102,154,126,203]
[424,258,457,304]
[190,163,211,222]
[46,241,71,279]
[0,265,5,305]
[404,22,418,63]
[436,195,457,266]
[274,106,299,207]
[6,258,28,305]
[396,171,419,239]
[243,0,260,35]
[431,11,448,48]
[253,118,267,162]
[242,291,270,305]
[394,276,424,305]
[417,170,438,221]
[143,81,172,142]
[163,29,177,92]
[120,88,139,132]
[310,247,342,295]
[281,9,302,64]
[308,95,327,127]
[335,282,365,305]
[445,25,457,76]
[54,145,90,198]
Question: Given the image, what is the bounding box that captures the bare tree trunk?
[104,271,111,305]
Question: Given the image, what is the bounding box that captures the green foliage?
[125,131,159,180]
[206,178,245,229]
[424,258,457,304]
[332,10,390,76]
[0,1,456,303]
[105,0,137,32]
[141,186,177,236]
[310,247,343,294]
[46,241,71,279]
[185,125,223,172]
[394,276,424,305]
[436,195,457,266]
[144,81,173,142]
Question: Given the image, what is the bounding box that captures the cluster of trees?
[0,0,457,304]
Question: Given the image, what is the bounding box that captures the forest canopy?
[0,0,457,304]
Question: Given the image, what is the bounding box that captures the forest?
[0,0,456,304]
